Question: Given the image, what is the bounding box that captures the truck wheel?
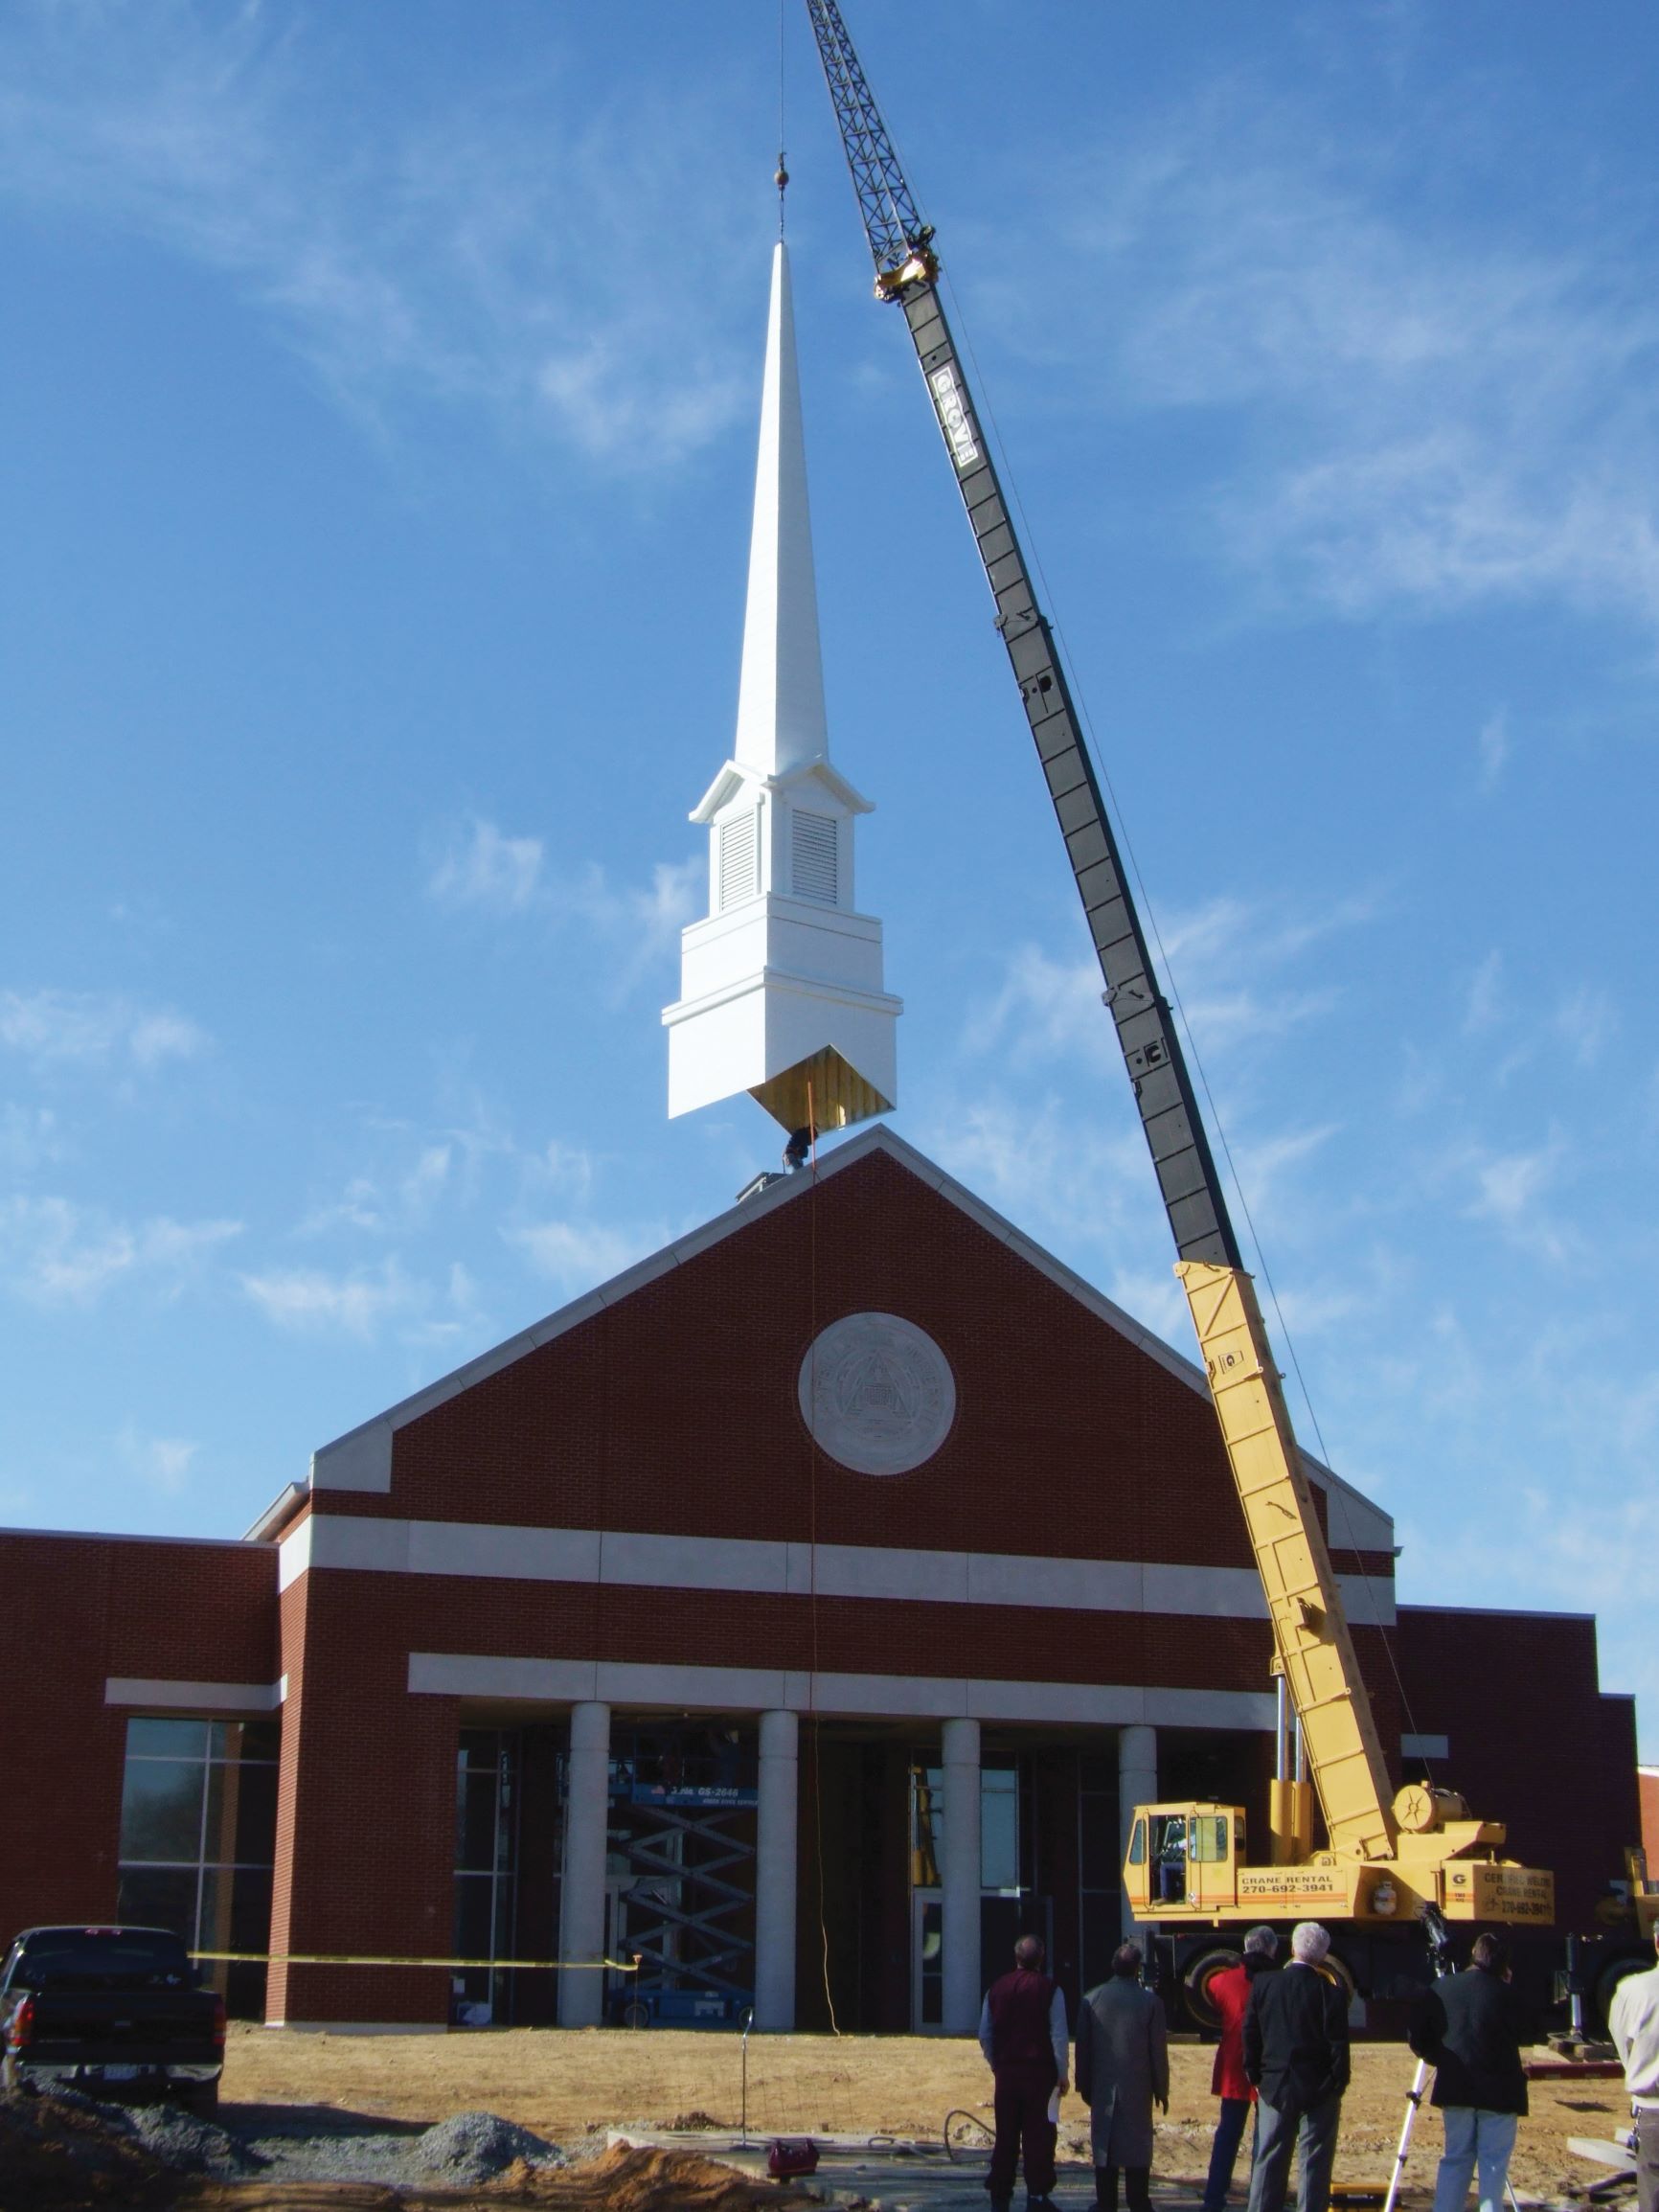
[1181,1947,1243,2032]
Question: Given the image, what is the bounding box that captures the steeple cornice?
[689,754,874,827]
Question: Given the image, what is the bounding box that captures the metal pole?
[1275,1675,1290,1782]
[740,2004,754,2145]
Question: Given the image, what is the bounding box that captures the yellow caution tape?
[190,1951,639,1972]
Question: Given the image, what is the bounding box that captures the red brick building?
[0,1128,1640,2033]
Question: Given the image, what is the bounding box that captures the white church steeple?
[733,241,829,778]
[663,239,900,1139]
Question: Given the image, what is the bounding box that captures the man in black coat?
[1409,1933,1528,2212]
[1243,1922,1350,2212]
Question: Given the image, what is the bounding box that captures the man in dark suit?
[1243,1921,1350,2212]
[1409,1932,1528,2212]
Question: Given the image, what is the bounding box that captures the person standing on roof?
[1610,1922,1659,2212]
[1243,1922,1350,2212]
[1408,1931,1529,2212]
[979,1932,1069,2212]
[1076,1941,1170,2212]
[1202,1927,1280,2212]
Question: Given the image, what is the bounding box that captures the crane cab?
[1124,1802,1247,1920]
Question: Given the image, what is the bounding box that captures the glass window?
[452,1731,518,2026]
[1191,1815,1231,1865]
[120,1760,205,1863]
[116,1866,199,1948]
[981,1766,1019,1891]
[126,1718,210,1760]
[1127,1818,1147,1867]
[117,1715,278,2019]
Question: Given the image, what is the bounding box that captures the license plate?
[98,2064,142,2081]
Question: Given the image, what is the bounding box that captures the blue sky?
[4,3,1657,1760]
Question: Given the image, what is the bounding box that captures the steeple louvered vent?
[717,810,759,910]
[791,810,838,905]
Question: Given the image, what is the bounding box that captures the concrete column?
[754,1709,799,2030]
[1119,1722,1157,1941]
[557,1701,611,2028]
[941,1715,982,2034]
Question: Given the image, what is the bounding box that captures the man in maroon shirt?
[979,1934,1070,2212]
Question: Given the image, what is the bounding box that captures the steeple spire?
[663,241,900,1145]
[733,241,830,779]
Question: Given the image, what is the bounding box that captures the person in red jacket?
[1202,1927,1281,2212]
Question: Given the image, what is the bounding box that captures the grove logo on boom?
[928,363,980,469]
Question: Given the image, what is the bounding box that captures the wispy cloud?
[1458,1132,1575,1262]
[299,1143,455,1239]
[1461,950,1504,1036]
[239,1256,425,1339]
[0,4,755,468]
[0,1196,239,1306]
[0,989,207,1074]
[1477,709,1510,792]
[966,889,1375,1079]
[1049,88,1659,632]
[428,819,543,915]
[118,1425,198,1497]
[425,815,698,991]
[0,1105,66,1173]
[504,1216,668,1298]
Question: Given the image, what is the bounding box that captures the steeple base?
[751,1046,891,1136]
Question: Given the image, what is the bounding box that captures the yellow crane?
[803,0,1555,1956]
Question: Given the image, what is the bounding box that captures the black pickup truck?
[0,1926,224,2113]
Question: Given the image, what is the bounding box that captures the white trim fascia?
[242,1482,307,1543]
[407,1651,1278,1731]
[690,756,873,826]
[287,1513,1393,1626]
[0,1525,261,1554]
[307,1123,1394,1555]
[105,1676,285,1712]
[661,964,904,1031]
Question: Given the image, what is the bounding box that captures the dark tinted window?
[19,1928,193,1987]
[125,1718,211,1760]
[120,1760,204,1863]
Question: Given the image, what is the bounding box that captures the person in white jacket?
[1610,1927,1659,2212]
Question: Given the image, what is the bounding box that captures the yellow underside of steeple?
[749,1046,891,1136]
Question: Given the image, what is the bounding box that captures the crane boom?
[802,1,1552,1924]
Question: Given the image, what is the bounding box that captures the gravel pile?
[45,2090,563,2189]
[414,2109,566,2182]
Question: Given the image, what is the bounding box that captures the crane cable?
[802,1083,841,2034]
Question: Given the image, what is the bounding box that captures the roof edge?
[309,1123,1394,1545]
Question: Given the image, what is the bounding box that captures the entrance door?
[911,1887,943,2033]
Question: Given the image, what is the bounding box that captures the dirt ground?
[220,2027,1632,2201]
[182,2143,825,2212]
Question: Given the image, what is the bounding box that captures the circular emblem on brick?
[798,1311,956,1477]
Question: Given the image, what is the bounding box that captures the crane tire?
[1181,1946,1244,2032]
